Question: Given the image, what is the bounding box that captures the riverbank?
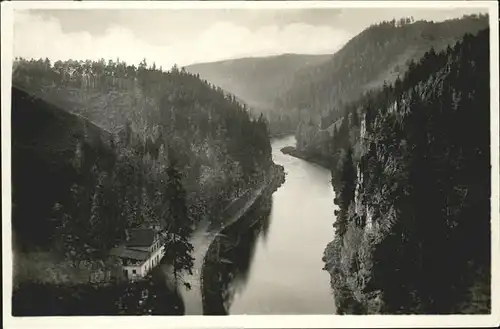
[280,146,332,170]
[201,164,286,315]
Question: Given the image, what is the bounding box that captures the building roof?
[126,228,157,247]
[109,245,150,261]
[108,226,165,261]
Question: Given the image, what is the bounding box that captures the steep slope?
[323,28,490,314]
[12,59,277,284]
[12,86,115,251]
[284,14,488,125]
[11,88,186,315]
[186,53,332,135]
[12,57,285,315]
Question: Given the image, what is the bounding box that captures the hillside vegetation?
[12,58,277,314]
[322,28,490,314]
[291,14,488,155]
[187,53,331,136]
[12,86,115,251]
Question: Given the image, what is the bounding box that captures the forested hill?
[322,28,490,314]
[285,14,488,133]
[12,59,275,284]
[12,86,116,252]
[186,53,331,136]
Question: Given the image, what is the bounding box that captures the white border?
[1,1,499,328]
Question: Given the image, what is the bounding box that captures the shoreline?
[200,164,286,315]
[280,146,332,170]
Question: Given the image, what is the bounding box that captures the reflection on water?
[227,197,272,290]
[202,195,273,315]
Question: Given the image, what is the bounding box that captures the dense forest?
[322,28,490,314]
[12,57,277,314]
[291,14,488,156]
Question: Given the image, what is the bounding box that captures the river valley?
[180,135,337,315]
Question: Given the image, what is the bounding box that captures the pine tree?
[163,147,194,290]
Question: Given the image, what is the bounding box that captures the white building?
[109,227,165,281]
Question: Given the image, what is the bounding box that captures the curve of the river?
[180,135,336,314]
[228,135,336,314]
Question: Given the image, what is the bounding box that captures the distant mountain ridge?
[278,13,489,129]
[186,14,488,138]
[186,53,332,135]
[289,13,489,157]
[187,53,332,111]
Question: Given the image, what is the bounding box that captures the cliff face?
[323,29,490,314]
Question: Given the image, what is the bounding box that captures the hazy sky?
[13,7,487,68]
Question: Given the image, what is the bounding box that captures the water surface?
[179,135,336,314]
[227,136,337,314]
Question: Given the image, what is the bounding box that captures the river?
[180,135,337,314]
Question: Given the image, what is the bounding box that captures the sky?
[13,6,488,69]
